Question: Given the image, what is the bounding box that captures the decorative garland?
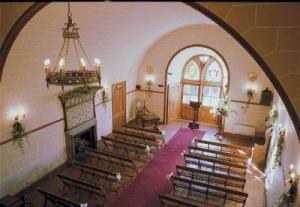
[60,85,102,103]
[244,88,255,112]
[11,118,28,153]
[101,88,109,111]
[273,128,285,169]
[146,80,153,97]
[265,107,279,130]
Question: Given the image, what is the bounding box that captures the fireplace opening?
[73,126,97,158]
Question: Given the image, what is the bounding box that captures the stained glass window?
[199,55,210,64]
[183,60,200,81]
[204,60,222,82]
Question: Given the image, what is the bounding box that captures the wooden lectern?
[188,101,201,129]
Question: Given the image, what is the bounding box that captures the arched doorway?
[165,45,229,125]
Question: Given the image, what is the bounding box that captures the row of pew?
[36,125,165,207]
[159,138,252,207]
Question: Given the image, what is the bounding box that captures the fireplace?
[65,118,98,161]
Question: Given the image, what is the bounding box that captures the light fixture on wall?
[43,2,102,90]
[145,65,154,95]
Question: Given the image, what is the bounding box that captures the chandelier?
[43,2,101,90]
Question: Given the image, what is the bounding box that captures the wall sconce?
[15,114,26,121]
[248,72,257,82]
[145,65,154,96]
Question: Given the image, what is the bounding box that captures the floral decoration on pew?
[273,127,285,169]
[116,173,122,182]
[80,203,88,207]
[145,145,151,154]
[166,172,174,181]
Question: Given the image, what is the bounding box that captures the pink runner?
[112,127,205,207]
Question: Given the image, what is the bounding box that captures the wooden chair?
[176,165,247,190]
[183,153,247,178]
[188,145,248,165]
[171,175,248,207]
[193,139,252,158]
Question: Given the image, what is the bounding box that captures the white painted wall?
[265,92,300,207]
[0,2,213,197]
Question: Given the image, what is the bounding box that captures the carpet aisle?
[112,127,205,207]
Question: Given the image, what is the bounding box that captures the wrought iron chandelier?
[43,2,101,90]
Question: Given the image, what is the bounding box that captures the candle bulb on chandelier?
[80,58,86,72]
[289,164,296,179]
[44,58,50,74]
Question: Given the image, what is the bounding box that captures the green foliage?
[11,120,28,153]
[247,89,255,101]
[276,177,299,207]
[101,88,109,111]
[73,136,89,153]
[60,85,102,102]
[265,107,279,129]
[273,129,285,168]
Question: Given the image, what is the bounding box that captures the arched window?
[183,60,200,81]
[181,51,228,109]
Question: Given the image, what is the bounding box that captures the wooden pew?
[73,161,123,195]
[171,175,248,207]
[188,145,248,165]
[83,147,139,174]
[183,153,247,177]
[158,193,217,207]
[36,187,82,207]
[56,173,111,204]
[109,134,159,154]
[194,139,252,158]
[122,125,166,146]
[176,165,246,190]
[123,124,162,134]
[100,136,151,162]
[113,129,161,151]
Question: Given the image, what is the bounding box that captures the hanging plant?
[244,88,255,112]
[102,88,109,111]
[273,128,285,168]
[11,118,28,153]
[146,80,153,97]
[265,107,279,130]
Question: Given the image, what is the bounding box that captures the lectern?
[188,101,201,129]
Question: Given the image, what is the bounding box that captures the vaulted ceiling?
[0,2,299,136]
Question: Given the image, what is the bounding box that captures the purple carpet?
[111,127,205,207]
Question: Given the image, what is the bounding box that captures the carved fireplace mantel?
[59,86,101,161]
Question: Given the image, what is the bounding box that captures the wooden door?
[167,83,181,123]
[180,83,200,120]
[112,81,126,129]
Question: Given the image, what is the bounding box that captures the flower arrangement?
[273,128,285,168]
[247,88,255,102]
[101,88,109,111]
[11,116,28,153]
[146,80,153,97]
[210,95,236,118]
[265,107,279,129]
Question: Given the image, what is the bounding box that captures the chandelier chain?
[77,39,92,66]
